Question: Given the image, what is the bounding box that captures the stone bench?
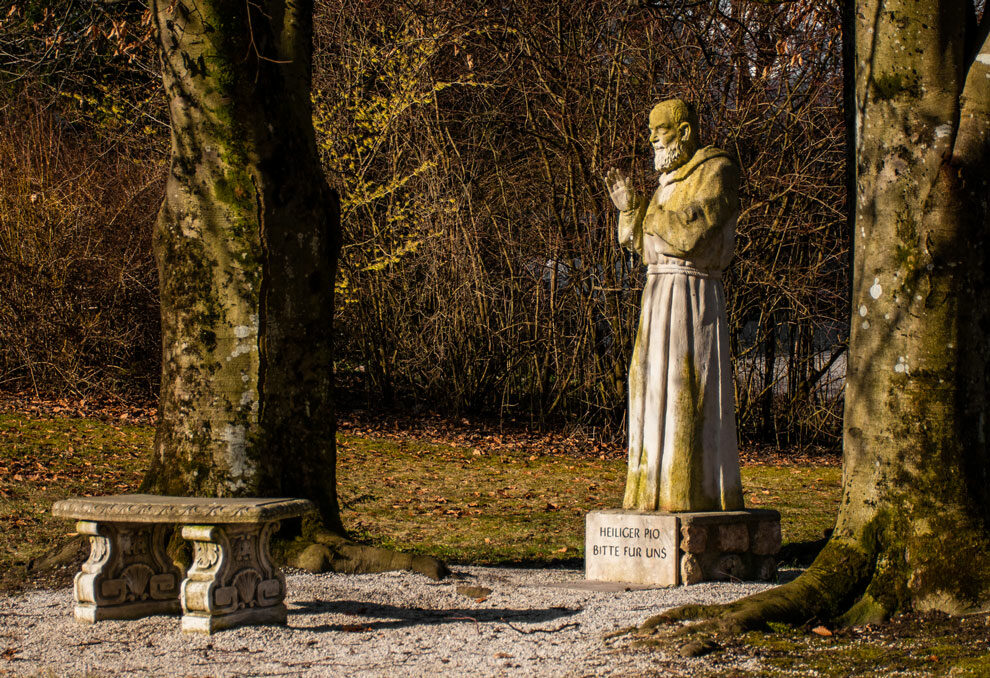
[52,494,314,634]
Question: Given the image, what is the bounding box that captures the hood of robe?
[667,145,733,184]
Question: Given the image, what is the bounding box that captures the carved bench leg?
[73,521,183,622]
[179,522,286,634]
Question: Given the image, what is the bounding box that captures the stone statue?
[605,99,744,513]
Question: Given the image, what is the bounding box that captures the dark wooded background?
[0,0,846,449]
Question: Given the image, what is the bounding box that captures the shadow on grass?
[778,533,830,567]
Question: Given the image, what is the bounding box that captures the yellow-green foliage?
[311,14,482,302]
[60,82,162,135]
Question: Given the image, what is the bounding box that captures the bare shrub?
[0,96,164,397]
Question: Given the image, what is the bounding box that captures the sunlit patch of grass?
[0,414,151,573]
[336,434,624,565]
[337,435,841,565]
[717,614,990,677]
[748,636,990,677]
[740,466,841,545]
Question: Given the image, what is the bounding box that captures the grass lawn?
[0,414,151,571]
[0,411,838,577]
[337,433,838,566]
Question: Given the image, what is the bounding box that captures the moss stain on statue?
[660,354,712,512]
[622,328,647,509]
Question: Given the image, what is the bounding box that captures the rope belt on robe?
[646,263,722,280]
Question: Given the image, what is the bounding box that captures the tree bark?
[141,0,446,579]
[642,0,990,632]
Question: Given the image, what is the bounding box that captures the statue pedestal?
[585,509,780,586]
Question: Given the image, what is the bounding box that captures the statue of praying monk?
[605,99,744,513]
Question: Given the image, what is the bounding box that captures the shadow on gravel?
[290,600,580,633]
[459,557,586,570]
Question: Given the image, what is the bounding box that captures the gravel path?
[0,566,782,677]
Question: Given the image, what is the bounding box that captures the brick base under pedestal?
[585,509,781,586]
[677,509,781,584]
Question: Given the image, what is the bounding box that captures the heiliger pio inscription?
[591,526,670,559]
[585,511,679,586]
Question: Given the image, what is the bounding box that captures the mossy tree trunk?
[646,0,990,632]
[828,0,990,621]
[140,0,446,579]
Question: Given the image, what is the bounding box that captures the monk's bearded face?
[653,132,690,173]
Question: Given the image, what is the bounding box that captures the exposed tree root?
[284,526,450,581]
[639,538,875,636]
[637,505,990,638]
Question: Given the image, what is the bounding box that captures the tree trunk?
[643,0,990,632]
[140,0,446,579]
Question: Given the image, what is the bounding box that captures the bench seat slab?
[180,522,287,634]
[53,494,313,524]
[74,520,183,622]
